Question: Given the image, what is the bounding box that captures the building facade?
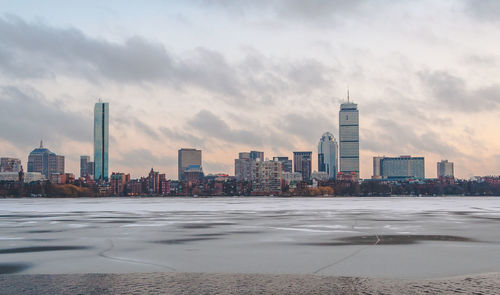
[80,155,94,178]
[178,148,202,181]
[0,158,21,172]
[251,159,282,193]
[94,101,109,181]
[318,132,338,179]
[184,165,204,183]
[372,156,384,179]
[249,151,264,162]
[273,157,292,173]
[27,141,64,178]
[293,151,312,181]
[339,101,359,178]
[376,156,425,180]
[110,172,131,195]
[235,152,252,181]
[437,160,454,178]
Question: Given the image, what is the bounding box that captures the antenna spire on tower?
[347,88,350,103]
[40,140,43,148]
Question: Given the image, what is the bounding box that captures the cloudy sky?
[1,0,500,179]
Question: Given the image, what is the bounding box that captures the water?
[0,196,499,278]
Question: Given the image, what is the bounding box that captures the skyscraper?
[339,97,359,178]
[94,101,109,181]
[178,148,202,180]
[293,151,312,181]
[27,141,64,178]
[318,132,338,179]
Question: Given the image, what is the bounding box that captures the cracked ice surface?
[0,197,499,279]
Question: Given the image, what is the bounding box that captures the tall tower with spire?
[339,92,359,179]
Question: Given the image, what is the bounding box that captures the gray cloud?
[133,118,160,140]
[0,85,91,148]
[464,0,500,21]
[187,110,263,146]
[362,118,461,158]
[281,112,335,144]
[202,0,377,26]
[0,16,335,105]
[115,148,175,170]
[418,70,500,112]
[159,127,205,147]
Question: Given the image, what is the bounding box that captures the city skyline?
[1,1,500,179]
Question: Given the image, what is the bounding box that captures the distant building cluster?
[1,96,474,197]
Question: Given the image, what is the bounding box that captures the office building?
[318,132,338,179]
[27,141,64,178]
[437,160,454,178]
[249,151,264,162]
[178,148,202,180]
[80,156,94,178]
[339,98,359,178]
[184,165,204,183]
[273,156,292,173]
[293,151,312,181]
[372,156,384,179]
[0,158,21,172]
[375,156,425,180]
[282,172,303,184]
[251,159,282,193]
[235,152,252,181]
[94,101,109,180]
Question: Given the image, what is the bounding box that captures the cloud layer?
[0,1,500,179]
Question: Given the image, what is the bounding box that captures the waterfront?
[0,197,499,279]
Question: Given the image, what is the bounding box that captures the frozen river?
[0,197,499,279]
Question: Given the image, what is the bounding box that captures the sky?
[1,0,500,179]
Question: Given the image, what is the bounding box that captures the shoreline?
[1,194,500,199]
[1,272,499,294]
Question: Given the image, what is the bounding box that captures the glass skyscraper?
[318,132,338,179]
[94,102,109,181]
[339,101,359,176]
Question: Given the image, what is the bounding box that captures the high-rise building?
[235,152,252,181]
[0,158,21,172]
[251,159,282,193]
[376,156,425,180]
[372,156,384,179]
[437,160,454,178]
[94,101,109,181]
[339,98,359,178]
[27,141,64,178]
[249,151,264,162]
[80,156,90,178]
[273,157,292,173]
[293,151,312,181]
[178,148,202,180]
[318,132,338,179]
